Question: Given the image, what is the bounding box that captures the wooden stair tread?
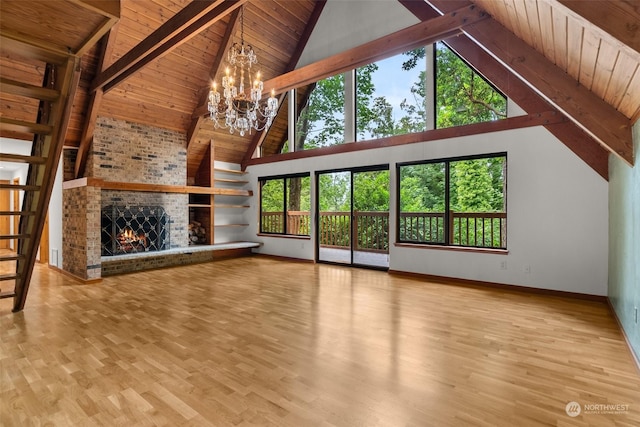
[0,254,23,262]
[0,77,60,101]
[0,290,17,299]
[0,211,35,216]
[0,153,47,164]
[0,117,53,135]
[0,234,30,240]
[0,183,40,191]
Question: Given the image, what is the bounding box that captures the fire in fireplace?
[101,205,170,256]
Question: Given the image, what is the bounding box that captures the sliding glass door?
[316,166,389,269]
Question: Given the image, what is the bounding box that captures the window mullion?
[425,43,436,131]
[444,161,451,246]
[283,178,288,235]
[344,69,356,143]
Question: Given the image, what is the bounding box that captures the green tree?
[399,163,445,212]
[402,43,507,129]
[451,159,496,212]
[318,172,350,211]
[353,171,389,211]
[297,75,345,149]
[261,179,284,212]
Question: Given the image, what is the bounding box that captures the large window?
[294,75,345,150]
[435,42,507,128]
[398,153,507,249]
[263,43,508,158]
[260,173,311,236]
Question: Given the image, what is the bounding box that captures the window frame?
[396,152,507,249]
[258,172,311,237]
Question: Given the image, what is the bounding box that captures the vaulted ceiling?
[1,0,639,182]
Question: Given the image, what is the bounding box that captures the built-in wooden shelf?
[188,204,211,208]
[217,204,250,209]
[214,178,249,184]
[63,177,253,197]
[214,168,246,175]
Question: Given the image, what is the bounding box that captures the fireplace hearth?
[101,205,170,256]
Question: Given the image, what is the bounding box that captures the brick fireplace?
[63,117,188,280]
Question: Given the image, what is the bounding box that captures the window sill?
[394,242,508,255]
[257,233,311,240]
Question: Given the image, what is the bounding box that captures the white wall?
[242,0,608,296]
[297,0,418,67]
[48,157,63,268]
[244,126,609,296]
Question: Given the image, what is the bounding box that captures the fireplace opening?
[101,205,170,256]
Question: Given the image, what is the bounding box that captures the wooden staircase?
[0,49,81,312]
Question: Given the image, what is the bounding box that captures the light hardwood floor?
[1,254,639,426]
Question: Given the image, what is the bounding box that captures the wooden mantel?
[62,177,253,196]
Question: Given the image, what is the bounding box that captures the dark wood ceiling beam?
[75,25,120,179]
[556,0,640,56]
[398,0,609,180]
[425,0,633,166]
[91,0,247,94]
[241,0,328,169]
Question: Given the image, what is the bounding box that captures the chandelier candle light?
[208,6,278,136]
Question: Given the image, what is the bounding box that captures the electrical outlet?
[500,260,507,270]
[523,265,531,274]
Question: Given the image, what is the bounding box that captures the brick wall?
[62,186,101,280]
[90,117,186,185]
[63,149,77,182]
[62,116,191,279]
[89,117,189,248]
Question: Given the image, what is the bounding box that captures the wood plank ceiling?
[1,0,639,182]
[473,0,640,125]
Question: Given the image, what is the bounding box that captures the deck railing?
[261,210,506,250]
[398,211,506,248]
[261,211,311,236]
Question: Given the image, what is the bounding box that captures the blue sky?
[367,52,423,121]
